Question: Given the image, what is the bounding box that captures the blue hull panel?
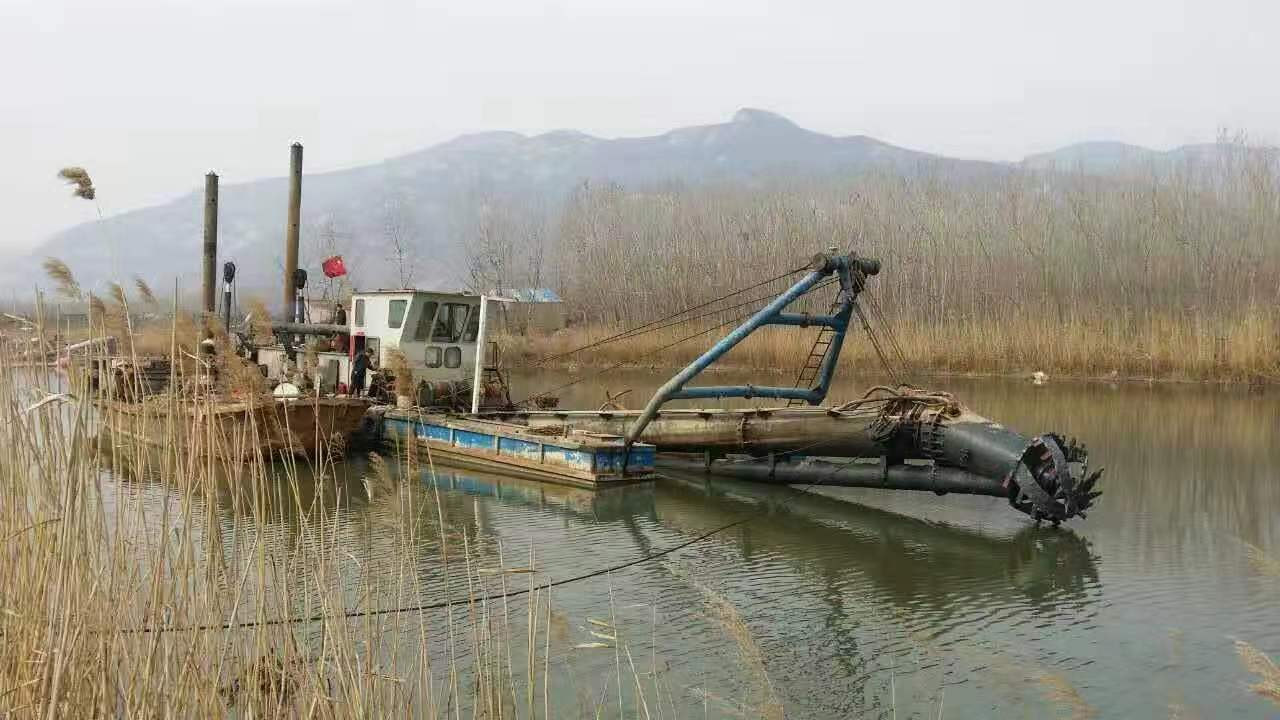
[381,411,655,489]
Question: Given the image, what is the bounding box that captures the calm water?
[107,372,1280,718]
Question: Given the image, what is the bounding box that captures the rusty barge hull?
[96,397,369,458]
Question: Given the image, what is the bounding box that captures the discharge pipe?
[493,390,1103,524]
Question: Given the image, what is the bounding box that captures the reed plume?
[42,257,82,301]
[246,297,274,344]
[1236,640,1280,707]
[57,166,96,200]
[133,276,158,307]
[87,294,105,323]
[387,348,414,398]
[108,282,128,309]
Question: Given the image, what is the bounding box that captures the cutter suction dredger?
[490,391,1102,524]
[489,250,1103,524]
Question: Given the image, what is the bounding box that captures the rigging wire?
[119,445,862,635]
[550,277,841,369]
[515,296,793,407]
[531,266,807,366]
[859,281,912,382]
[852,298,902,385]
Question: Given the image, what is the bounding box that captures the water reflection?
[93,370,1280,717]
[659,475,1099,605]
[531,368,1280,548]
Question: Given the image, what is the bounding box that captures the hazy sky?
[2,0,1276,253]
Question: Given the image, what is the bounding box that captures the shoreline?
[505,357,1275,388]
[497,318,1279,388]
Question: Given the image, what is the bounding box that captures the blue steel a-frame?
[623,252,880,451]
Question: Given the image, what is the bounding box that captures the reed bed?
[501,305,1278,382]
[481,144,1279,382]
[0,314,671,718]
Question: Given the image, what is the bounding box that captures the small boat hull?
[382,410,656,489]
[96,396,369,458]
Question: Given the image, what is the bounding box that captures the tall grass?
[495,143,1279,381]
[502,307,1278,381]
[0,315,671,717]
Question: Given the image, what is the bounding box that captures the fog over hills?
[12,109,1266,298]
[1021,139,1275,174]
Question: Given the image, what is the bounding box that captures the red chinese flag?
[322,255,347,278]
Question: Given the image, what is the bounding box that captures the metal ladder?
[483,344,514,408]
[788,310,838,406]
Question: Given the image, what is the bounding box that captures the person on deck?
[351,347,373,397]
[333,303,348,352]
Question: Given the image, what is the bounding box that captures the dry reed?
[133,276,158,307]
[386,347,415,398]
[0,312,675,717]
[246,297,274,344]
[41,257,82,301]
[57,166,95,200]
[505,305,1280,381]
[665,563,784,718]
[1036,672,1099,720]
[107,282,125,307]
[1235,640,1280,707]
[479,145,1279,382]
[1243,542,1280,577]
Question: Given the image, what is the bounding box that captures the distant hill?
[13,110,1273,300]
[1021,141,1161,174]
[1022,139,1277,175]
[10,109,1001,298]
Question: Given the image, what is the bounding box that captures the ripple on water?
[104,374,1280,719]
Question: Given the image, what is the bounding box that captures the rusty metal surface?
[479,385,1101,523]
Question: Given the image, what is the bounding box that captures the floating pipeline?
[483,387,1103,525]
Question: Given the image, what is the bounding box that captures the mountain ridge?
[13,110,1265,296]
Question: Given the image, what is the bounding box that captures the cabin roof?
[497,288,562,303]
[353,289,476,298]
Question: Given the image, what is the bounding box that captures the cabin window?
[388,299,408,329]
[444,346,462,368]
[431,303,471,343]
[353,299,365,327]
[463,305,481,342]
[412,301,440,341]
[425,347,442,368]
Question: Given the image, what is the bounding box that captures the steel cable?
[852,299,902,385]
[860,283,913,382]
[117,449,860,635]
[531,266,807,366]
[515,298,789,408]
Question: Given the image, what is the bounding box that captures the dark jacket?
[352,352,370,376]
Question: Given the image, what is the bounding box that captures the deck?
[381,409,656,489]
